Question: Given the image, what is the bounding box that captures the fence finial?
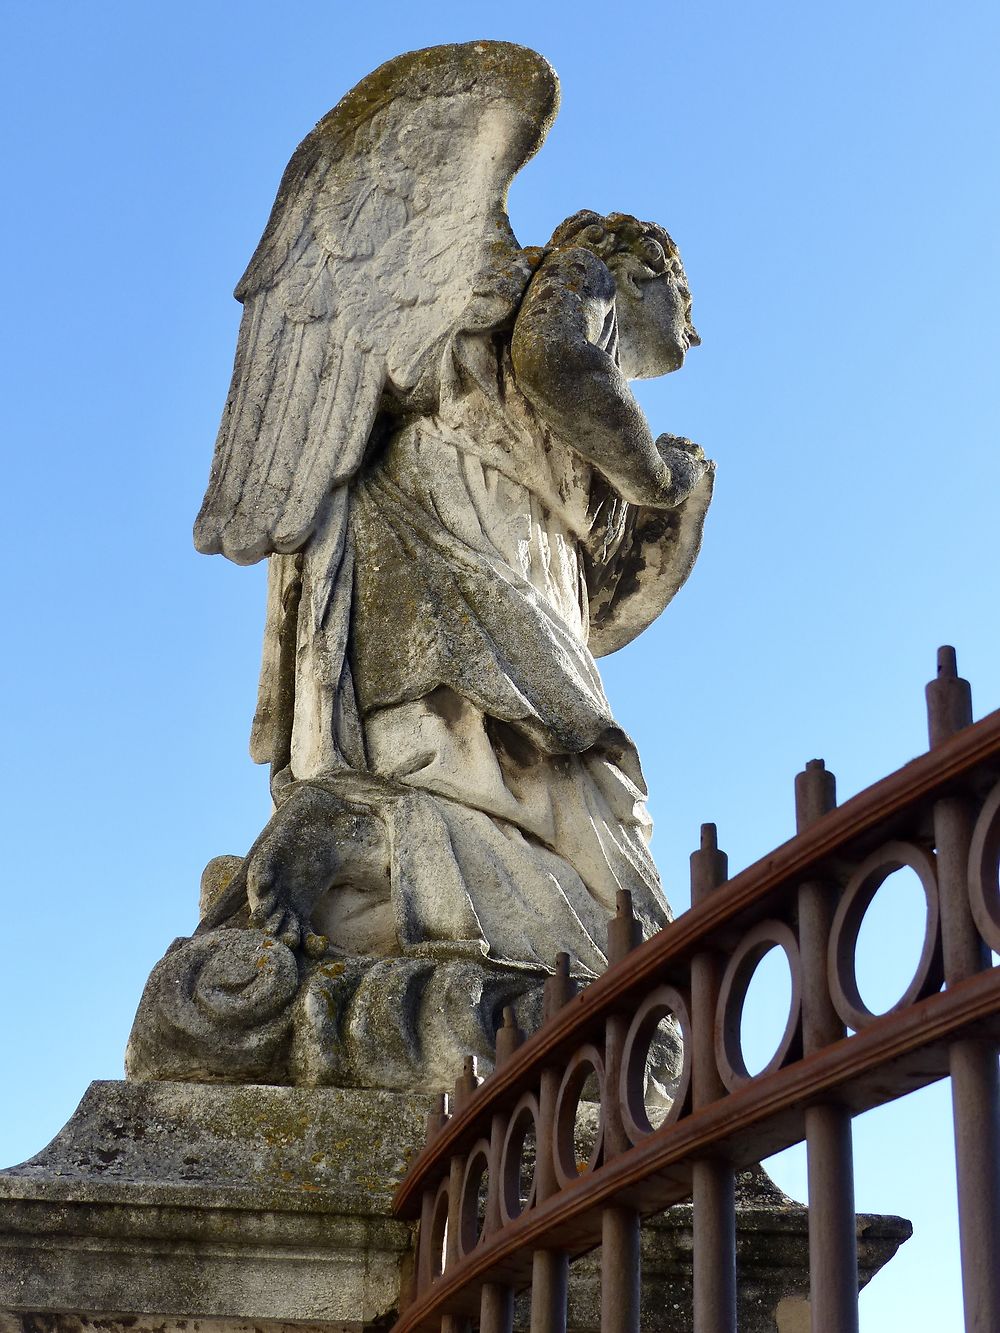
[495,1005,524,1067]
[607,888,642,966]
[543,951,577,1020]
[453,1055,480,1109]
[691,823,728,906]
[424,1091,448,1144]
[926,645,973,748]
[795,757,837,832]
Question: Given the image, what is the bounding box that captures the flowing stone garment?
[250,328,712,976]
[134,44,716,1089]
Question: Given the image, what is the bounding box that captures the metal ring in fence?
[553,1043,606,1189]
[828,840,943,1031]
[498,1090,539,1226]
[969,780,1000,955]
[620,984,693,1143]
[457,1137,492,1257]
[716,920,803,1091]
[427,1175,450,1281]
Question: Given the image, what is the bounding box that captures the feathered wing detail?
[194,42,558,565]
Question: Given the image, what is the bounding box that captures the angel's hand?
[654,434,713,508]
[248,871,328,959]
[243,786,339,958]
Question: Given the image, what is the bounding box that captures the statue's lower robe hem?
[125,760,670,1094]
[125,934,551,1092]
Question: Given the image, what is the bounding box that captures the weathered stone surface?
[126,933,549,1093]
[0,1087,908,1330]
[199,855,244,919]
[127,39,719,1090]
[0,1321,356,1333]
[0,43,911,1332]
[0,1080,429,1322]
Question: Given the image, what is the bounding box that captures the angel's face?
[612,249,699,380]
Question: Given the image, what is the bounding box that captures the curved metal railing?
[391,649,1000,1332]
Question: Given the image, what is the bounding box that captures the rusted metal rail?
[391,649,1000,1332]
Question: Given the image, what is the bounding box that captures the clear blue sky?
[2,2,998,1326]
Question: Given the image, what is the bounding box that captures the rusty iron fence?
[391,649,1000,1332]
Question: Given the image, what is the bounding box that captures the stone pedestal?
[0,1082,909,1331]
[0,1080,429,1327]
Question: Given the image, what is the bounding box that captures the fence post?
[927,647,1000,1332]
[531,954,575,1333]
[415,1094,449,1297]
[479,1010,522,1333]
[441,1062,479,1333]
[690,823,737,1333]
[796,758,859,1332]
[600,891,643,1333]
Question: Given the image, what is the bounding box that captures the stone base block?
[0,1080,429,1325]
[0,1322,359,1333]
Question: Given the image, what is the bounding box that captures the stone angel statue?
[128,41,713,1090]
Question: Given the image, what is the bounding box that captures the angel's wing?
[194,42,558,566]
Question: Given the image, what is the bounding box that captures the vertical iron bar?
[440,1062,479,1333]
[417,1186,436,1298]
[690,824,736,1333]
[479,1006,521,1331]
[601,1205,641,1333]
[927,647,1000,1332]
[530,955,574,1333]
[599,892,643,1333]
[531,1251,569,1333]
[796,759,859,1332]
[531,1064,567,1333]
[443,1150,470,1333]
[692,1159,736,1331]
[804,1103,857,1327]
[418,1095,449,1296]
[950,1037,1000,1332]
[480,1280,515,1333]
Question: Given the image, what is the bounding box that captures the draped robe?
[250,324,713,975]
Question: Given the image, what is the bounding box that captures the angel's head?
[547,210,700,379]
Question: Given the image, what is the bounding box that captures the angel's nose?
[687,325,701,348]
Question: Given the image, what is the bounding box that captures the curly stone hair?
[546,210,681,277]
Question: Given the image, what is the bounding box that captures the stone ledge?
[0,1081,429,1323]
[0,1319,362,1333]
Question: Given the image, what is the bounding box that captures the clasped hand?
[655,433,713,508]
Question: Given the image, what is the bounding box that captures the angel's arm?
[511,248,700,508]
